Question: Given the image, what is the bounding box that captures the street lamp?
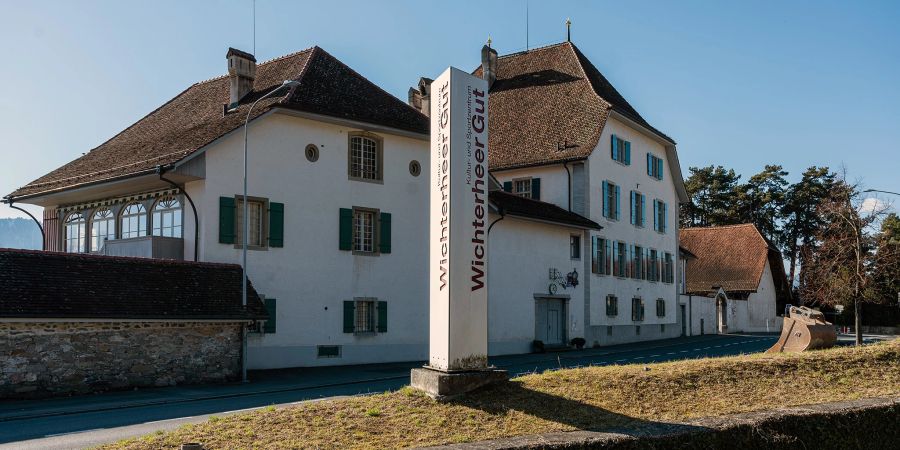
[863,189,900,196]
[241,79,300,382]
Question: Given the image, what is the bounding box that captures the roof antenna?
[566,18,572,42]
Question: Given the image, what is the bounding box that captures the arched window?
[64,212,86,253]
[120,202,147,239]
[348,134,382,181]
[90,208,116,251]
[152,196,182,238]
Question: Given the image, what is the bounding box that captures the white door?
[547,303,562,345]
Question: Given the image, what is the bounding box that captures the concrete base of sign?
[410,367,509,400]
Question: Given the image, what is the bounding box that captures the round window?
[409,160,421,177]
[305,144,319,162]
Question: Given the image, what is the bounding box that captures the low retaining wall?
[424,397,900,450]
[0,321,243,399]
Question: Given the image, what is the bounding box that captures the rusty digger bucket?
[767,306,837,353]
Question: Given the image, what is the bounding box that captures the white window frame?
[513,177,532,199]
[235,196,268,250]
[348,133,383,182]
[64,212,87,253]
[152,195,183,238]
[120,202,147,239]
[90,208,115,252]
[352,207,379,254]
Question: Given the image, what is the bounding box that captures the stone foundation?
[0,321,243,399]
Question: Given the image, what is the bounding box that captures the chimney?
[227,47,257,109]
[481,44,497,89]
[408,77,433,117]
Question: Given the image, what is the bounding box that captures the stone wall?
[0,321,243,399]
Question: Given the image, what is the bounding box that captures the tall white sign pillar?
[411,67,507,398]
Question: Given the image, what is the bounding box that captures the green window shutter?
[503,181,512,192]
[630,191,636,225]
[624,141,631,165]
[339,208,353,250]
[268,202,284,247]
[343,301,355,333]
[379,212,392,254]
[657,158,664,180]
[602,181,609,218]
[640,194,646,227]
[591,236,598,273]
[653,200,659,231]
[218,196,236,244]
[611,135,618,161]
[377,301,388,332]
[264,298,277,333]
[614,185,621,220]
[647,153,653,176]
[531,178,541,200]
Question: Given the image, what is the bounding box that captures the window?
[630,191,646,227]
[120,202,147,239]
[236,197,266,248]
[610,134,631,165]
[649,249,659,282]
[513,178,532,198]
[602,181,620,220]
[353,208,376,253]
[355,299,376,333]
[64,212,87,253]
[632,297,645,321]
[344,299,387,333]
[606,295,618,316]
[653,199,668,233]
[570,235,581,259]
[90,208,115,251]
[633,245,644,280]
[663,252,674,284]
[647,153,664,180]
[317,345,342,358]
[152,196,182,238]
[615,241,627,277]
[591,236,611,275]
[656,298,666,317]
[349,134,382,181]
[409,160,421,177]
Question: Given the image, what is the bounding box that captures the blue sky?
[1,0,898,219]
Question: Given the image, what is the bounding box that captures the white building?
[458,42,691,347]
[6,44,621,369]
[678,224,791,335]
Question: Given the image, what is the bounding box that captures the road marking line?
[649,354,661,358]
[666,352,675,355]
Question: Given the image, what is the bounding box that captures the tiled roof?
[475,42,673,171]
[679,224,780,295]
[7,46,428,200]
[489,190,601,230]
[0,249,267,320]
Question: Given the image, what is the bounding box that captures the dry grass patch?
[104,339,900,450]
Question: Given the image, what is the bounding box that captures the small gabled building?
[679,223,792,335]
[460,42,690,346]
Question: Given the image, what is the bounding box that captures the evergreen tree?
[733,165,789,243]
[782,166,836,287]
[680,165,741,227]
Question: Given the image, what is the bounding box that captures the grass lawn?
[105,339,900,450]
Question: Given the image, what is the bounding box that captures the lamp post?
[241,80,299,382]
[863,189,900,196]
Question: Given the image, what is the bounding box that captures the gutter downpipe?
[562,161,572,212]
[3,200,44,248]
[488,208,505,235]
[156,165,199,262]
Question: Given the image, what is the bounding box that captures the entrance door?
[546,301,564,345]
[680,305,687,336]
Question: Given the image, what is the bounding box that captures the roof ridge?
[496,41,570,60]
[194,47,316,86]
[681,223,759,231]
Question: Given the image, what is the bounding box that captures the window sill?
[348,176,384,185]
[351,250,381,257]
[233,244,269,251]
[353,331,378,337]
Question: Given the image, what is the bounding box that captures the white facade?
[494,115,683,347]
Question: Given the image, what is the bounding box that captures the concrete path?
[0,333,883,449]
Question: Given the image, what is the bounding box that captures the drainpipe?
[562,161,572,212]
[488,208,505,235]
[156,165,200,262]
[3,200,44,248]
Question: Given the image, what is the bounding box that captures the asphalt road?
[0,333,829,449]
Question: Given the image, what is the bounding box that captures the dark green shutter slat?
[503,181,512,192]
[218,197,235,244]
[531,178,541,200]
[339,208,353,250]
[377,301,387,332]
[624,141,631,165]
[343,301,355,333]
[379,212,392,254]
[268,202,284,247]
[264,298,277,333]
[611,135,618,160]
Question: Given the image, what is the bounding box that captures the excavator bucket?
[767,306,837,353]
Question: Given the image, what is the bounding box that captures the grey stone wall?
[0,321,242,399]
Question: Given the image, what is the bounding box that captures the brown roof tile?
[679,224,772,295]
[0,248,267,320]
[7,47,428,200]
[476,42,672,171]
[489,190,600,230]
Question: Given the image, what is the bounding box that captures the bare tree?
[799,176,896,345]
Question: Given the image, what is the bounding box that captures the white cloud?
[859,197,887,214]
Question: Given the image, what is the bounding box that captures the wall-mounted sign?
[429,67,489,372]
